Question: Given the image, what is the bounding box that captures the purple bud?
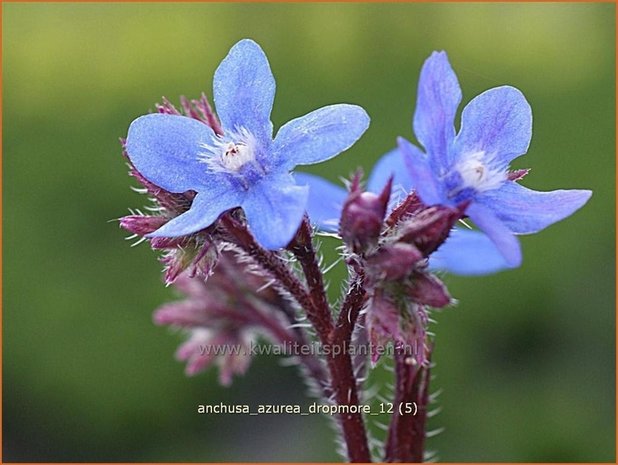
[340,175,392,252]
[161,242,218,285]
[366,291,401,365]
[366,243,423,280]
[120,215,167,236]
[397,205,463,256]
[385,191,423,228]
[162,250,191,285]
[183,244,218,284]
[406,272,451,308]
[366,288,431,366]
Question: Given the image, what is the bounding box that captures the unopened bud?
[161,242,218,285]
[340,175,391,252]
[366,291,402,365]
[366,289,429,366]
[396,205,463,256]
[366,243,423,280]
[385,191,423,227]
[406,272,451,308]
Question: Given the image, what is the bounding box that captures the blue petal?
[467,203,522,267]
[367,148,414,205]
[429,228,515,275]
[274,104,370,169]
[241,173,309,249]
[213,39,275,144]
[126,114,215,193]
[148,182,245,238]
[294,173,346,233]
[452,86,532,167]
[477,181,592,234]
[413,51,462,170]
[398,137,443,205]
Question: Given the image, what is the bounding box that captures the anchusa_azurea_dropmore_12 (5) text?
[118,39,591,462]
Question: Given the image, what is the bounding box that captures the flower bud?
[340,175,392,252]
[366,289,428,366]
[161,242,218,285]
[155,266,260,385]
[396,205,463,256]
[385,191,423,227]
[406,272,451,308]
[365,243,423,280]
[366,291,401,365]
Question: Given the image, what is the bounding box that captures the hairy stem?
[384,347,431,462]
[224,214,371,462]
[221,214,332,396]
[289,218,371,463]
[287,216,334,340]
[335,270,366,343]
[221,214,314,312]
[325,352,371,462]
[336,271,368,395]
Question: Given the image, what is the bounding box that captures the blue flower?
[296,149,513,276]
[399,51,591,266]
[125,39,369,250]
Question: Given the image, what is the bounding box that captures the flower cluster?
[118,39,591,463]
[337,174,459,366]
[153,251,294,384]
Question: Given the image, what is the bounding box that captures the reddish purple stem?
[288,217,372,463]
[384,347,431,462]
[286,217,335,339]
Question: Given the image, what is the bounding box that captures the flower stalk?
[384,347,432,462]
[286,216,335,340]
[255,214,373,462]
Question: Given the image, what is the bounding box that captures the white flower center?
[222,141,254,171]
[453,151,506,193]
[198,127,257,173]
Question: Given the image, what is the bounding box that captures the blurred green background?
[3,2,615,462]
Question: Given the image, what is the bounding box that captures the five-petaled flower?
[399,51,592,266]
[125,39,369,249]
